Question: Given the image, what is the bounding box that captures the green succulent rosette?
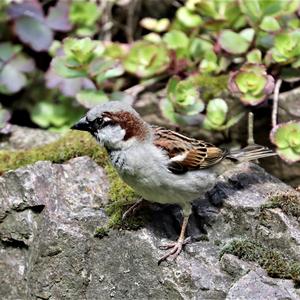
[123,41,170,78]
[167,76,205,115]
[228,64,274,105]
[270,121,300,163]
[271,31,300,64]
[160,76,205,124]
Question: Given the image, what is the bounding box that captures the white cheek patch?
[96,125,126,149]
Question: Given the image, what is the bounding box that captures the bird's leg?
[122,198,145,221]
[158,215,190,264]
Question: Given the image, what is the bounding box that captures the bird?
[71,101,276,264]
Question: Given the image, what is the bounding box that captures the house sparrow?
[72,101,276,263]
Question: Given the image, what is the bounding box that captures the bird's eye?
[93,116,113,130]
[95,117,104,127]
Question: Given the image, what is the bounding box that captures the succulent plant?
[30,99,85,131]
[239,0,299,24]
[246,49,262,64]
[76,90,109,108]
[64,37,103,65]
[188,0,245,30]
[270,121,300,163]
[228,64,274,105]
[203,98,245,131]
[219,29,254,55]
[163,30,189,49]
[168,77,204,115]
[88,58,124,86]
[160,76,205,124]
[0,42,35,94]
[199,51,218,73]
[52,38,104,79]
[259,16,280,32]
[270,31,300,65]
[69,1,101,37]
[3,0,300,166]
[123,41,170,78]
[140,18,170,32]
[176,6,202,28]
[189,37,213,60]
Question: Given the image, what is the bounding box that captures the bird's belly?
[110,147,219,207]
[119,170,211,207]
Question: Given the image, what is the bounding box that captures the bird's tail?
[226,144,277,162]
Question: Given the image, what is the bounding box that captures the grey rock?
[278,86,300,121]
[220,254,256,278]
[0,157,300,300]
[0,125,60,150]
[226,269,300,300]
[0,157,108,300]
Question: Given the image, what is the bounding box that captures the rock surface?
[0,156,300,300]
[0,125,60,150]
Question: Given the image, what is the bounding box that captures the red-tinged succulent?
[228,64,275,105]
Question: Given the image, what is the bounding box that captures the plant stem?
[272,79,282,128]
[247,112,255,145]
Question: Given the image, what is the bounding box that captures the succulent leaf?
[76,90,109,108]
[219,30,251,54]
[205,98,228,127]
[176,7,202,28]
[166,77,205,116]
[123,41,170,78]
[140,18,169,32]
[163,30,189,50]
[271,31,300,63]
[228,64,274,105]
[246,49,262,64]
[259,16,280,32]
[270,121,300,163]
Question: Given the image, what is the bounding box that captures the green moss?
[221,239,300,284]
[263,192,300,218]
[0,130,107,173]
[194,74,228,101]
[94,226,109,239]
[0,130,141,229]
[104,163,140,229]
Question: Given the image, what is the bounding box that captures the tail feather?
[226,144,277,162]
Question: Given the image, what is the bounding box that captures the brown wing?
[152,126,226,174]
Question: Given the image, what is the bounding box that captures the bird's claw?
[122,198,144,221]
[158,237,191,264]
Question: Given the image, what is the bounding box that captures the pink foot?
[158,237,191,264]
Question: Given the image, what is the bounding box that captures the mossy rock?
[262,191,300,219]
[0,130,140,229]
[0,131,107,173]
[221,239,300,284]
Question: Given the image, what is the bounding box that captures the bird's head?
[71,102,150,150]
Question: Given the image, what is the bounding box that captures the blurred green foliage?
[0,0,300,163]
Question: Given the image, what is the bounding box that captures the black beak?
[71,117,91,132]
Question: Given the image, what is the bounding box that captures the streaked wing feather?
[152,126,225,173]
